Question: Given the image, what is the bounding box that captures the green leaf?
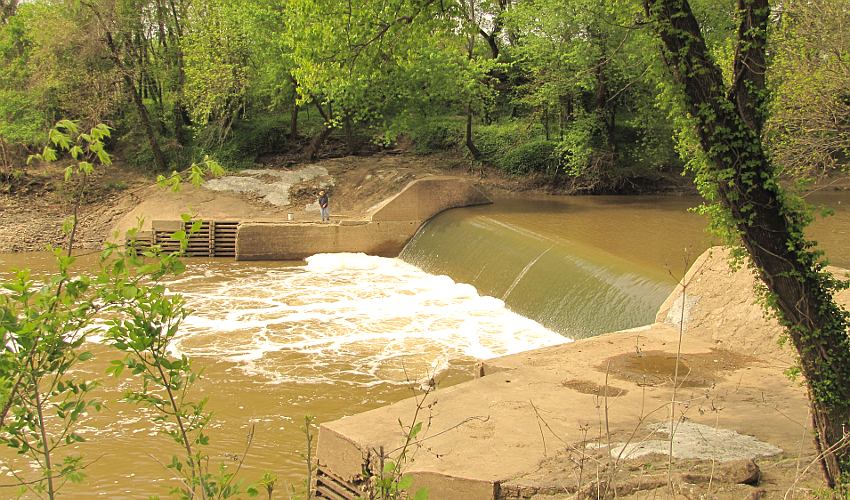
[413,487,429,500]
[170,230,187,243]
[397,474,413,490]
[43,147,58,162]
[188,164,204,187]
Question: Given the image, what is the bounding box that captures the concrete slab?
[315,248,850,499]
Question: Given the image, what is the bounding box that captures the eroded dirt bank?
[0,152,481,253]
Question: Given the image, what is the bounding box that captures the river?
[0,192,848,498]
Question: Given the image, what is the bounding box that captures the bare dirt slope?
[0,152,474,252]
[0,162,149,253]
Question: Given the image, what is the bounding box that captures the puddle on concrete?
[561,379,629,397]
[602,349,753,388]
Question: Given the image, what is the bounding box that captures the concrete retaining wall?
[236,177,490,261]
[368,176,492,221]
[236,220,420,260]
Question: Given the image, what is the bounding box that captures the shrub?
[407,119,462,153]
[195,114,290,169]
[500,139,558,175]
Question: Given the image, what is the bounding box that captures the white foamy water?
[164,253,570,386]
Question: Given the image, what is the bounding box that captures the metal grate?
[314,465,362,500]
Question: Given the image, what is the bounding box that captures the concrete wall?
[368,176,492,221]
[236,177,490,261]
[236,220,420,260]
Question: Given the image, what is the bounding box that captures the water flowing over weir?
[400,199,690,338]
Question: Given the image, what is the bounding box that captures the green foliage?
[184,0,254,127]
[475,120,539,167]
[1,120,267,499]
[156,155,225,192]
[501,140,558,176]
[767,0,850,176]
[196,114,295,168]
[557,111,605,178]
[0,89,46,147]
[406,118,463,154]
[0,0,842,192]
[471,120,560,178]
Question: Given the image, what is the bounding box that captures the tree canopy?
[0,0,846,188]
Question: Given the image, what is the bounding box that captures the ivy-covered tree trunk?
[645,0,850,487]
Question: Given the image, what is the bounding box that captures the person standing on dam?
[318,190,330,222]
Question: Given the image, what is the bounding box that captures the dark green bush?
[408,119,462,153]
[500,139,558,175]
[200,115,290,168]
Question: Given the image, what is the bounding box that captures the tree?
[282,0,485,160]
[0,0,17,24]
[644,0,850,488]
[183,0,255,147]
[82,0,171,172]
[767,0,850,178]
[502,0,678,189]
[0,6,45,181]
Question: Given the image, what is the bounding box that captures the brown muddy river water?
[1,193,848,498]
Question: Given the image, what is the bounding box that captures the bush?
[500,139,558,175]
[475,120,536,160]
[197,114,291,169]
[407,118,462,153]
[474,120,555,176]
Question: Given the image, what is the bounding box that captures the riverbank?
[3,150,850,254]
[0,152,480,252]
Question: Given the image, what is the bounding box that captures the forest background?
[1,0,847,194]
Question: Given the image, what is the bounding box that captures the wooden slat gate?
[126,220,239,258]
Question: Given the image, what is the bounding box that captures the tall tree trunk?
[343,114,357,155]
[306,127,332,162]
[289,72,300,138]
[306,101,332,161]
[465,102,481,160]
[105,30,168,172]
[290,104,299,139]
[481,30,499,59]
[289,93,299,138]
[165,0,189,146]
[645,0,850,487]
